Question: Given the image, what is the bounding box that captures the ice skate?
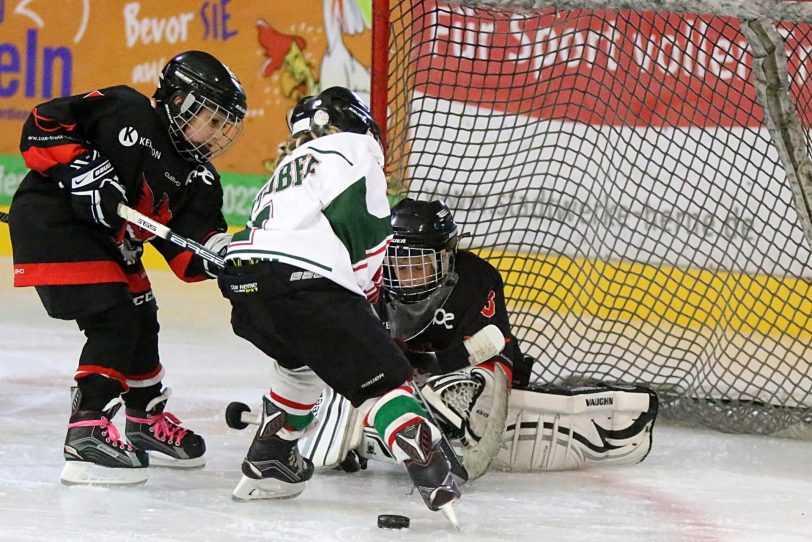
[393,421,461,516]
[61,397,149,485]
[125,388,206,469]
[232,396,314,501]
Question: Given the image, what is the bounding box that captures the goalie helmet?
[288,86,381,143]
[154,50,247,164]
[383,198,459,304]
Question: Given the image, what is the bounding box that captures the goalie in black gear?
[375,198,658,474]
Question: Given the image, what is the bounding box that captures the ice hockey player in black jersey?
[8,50,246,485]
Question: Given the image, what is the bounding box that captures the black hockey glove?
[117,233,144,267]
[57,150,127,231]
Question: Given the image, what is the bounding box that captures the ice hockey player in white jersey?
[215,87,460,522]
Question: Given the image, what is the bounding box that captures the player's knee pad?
[494,382,658,472]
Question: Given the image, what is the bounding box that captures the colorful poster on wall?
[0,0,373,226]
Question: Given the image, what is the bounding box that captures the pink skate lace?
[68,417,135,451]
[126,411,189,445]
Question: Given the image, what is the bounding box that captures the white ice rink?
[1,257,810,541]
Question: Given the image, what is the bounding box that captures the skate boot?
[125,387,206,469]
[61,396,149,485]
[394,420,461,517]
[232,396,314,501]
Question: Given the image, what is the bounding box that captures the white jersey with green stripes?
[225,132,392,297]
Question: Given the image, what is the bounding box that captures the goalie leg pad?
[298,387,365,470]
[460,362,509,479]
[494,383,659,472]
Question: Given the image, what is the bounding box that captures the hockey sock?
[122,383,163,411]
[365,384,440,462]
[75,374,124,411]
[266,390,316,440]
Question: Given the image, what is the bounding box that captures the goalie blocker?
[300,379,658,473]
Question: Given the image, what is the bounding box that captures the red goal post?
[371,0,812,436]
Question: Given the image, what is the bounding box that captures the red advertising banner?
[410,1,812,127]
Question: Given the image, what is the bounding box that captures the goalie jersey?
[380,250,533,388]
[11,85,227,287]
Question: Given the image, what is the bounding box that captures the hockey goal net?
[372,0,812,436]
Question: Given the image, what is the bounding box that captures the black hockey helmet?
[154,50,247,163]
[288,86,381,143]
[383,198,459,303]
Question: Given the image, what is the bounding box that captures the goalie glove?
[420,361,509,446]
[202,232,231,278]
[420,361,510,479]
[57,150,127,231]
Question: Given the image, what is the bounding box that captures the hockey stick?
[0,206,223,269]
[116,204,225,269]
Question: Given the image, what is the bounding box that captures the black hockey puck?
[377,514,410,529]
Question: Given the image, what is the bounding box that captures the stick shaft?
[117,203,225,268]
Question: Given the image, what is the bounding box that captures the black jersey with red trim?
[9,85,227,288]
[380,250,532,386]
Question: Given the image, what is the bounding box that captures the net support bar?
[743,18,812,251]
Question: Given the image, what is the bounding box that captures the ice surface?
[1,257,810,541]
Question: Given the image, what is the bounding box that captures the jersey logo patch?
[119,127,138,147]
[186,165,215,186]
[481,290,496,318]
[433,308,455,329]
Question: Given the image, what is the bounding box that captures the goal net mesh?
[381,0,812,435]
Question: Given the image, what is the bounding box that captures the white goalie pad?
[298,387,364,470]
[493,383,658,472]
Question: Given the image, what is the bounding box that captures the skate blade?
[60,461,148,486]
[147,452,206,469]
[231,475,306,501]
[440,502,461,531]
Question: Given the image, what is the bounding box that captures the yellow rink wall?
[486,252,812,342]
[5,211,809,343]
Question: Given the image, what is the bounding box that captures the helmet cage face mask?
[384,244,455,303]
[165,91,244,163]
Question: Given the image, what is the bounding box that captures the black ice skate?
[125,388,206,469]
[232,396,314,501]
[394,420,461,523]
[61,397,149,485]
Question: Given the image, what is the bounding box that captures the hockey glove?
[117,234,144,267]
[58,150,127,231]
[202,232,231,278]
